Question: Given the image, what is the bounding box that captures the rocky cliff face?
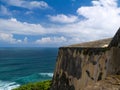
[83,75,120,90]
[51,28,120,90]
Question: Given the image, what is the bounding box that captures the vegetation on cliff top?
[13,80,51,90]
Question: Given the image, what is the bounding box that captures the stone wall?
[107,47,120,75]
[109,28,120,48]
[51,47,120,90]
[51,47,109,90]
[50,28,120,90]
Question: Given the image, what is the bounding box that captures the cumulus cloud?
[48,14,78,23]
[76,0,120,33]
[0,18,46,35]
[47,0,120,44]
[0,5,11,15]
[0,0,120,46]
[35,36,67,44]
[4,0,49,9]
[0,33,22,43]
[92,0,117,7]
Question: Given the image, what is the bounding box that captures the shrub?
[13,80,51,90]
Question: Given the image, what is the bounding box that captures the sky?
[0,0,120,47]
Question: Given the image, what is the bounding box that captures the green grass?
[13,80,51,90]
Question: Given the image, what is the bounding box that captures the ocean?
[0,47,58,90]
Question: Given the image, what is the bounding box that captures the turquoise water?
[0,47,58,90]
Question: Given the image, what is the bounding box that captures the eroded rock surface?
[83,75,120,90]
[51,28,120,90]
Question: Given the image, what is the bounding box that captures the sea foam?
[39,73,53,77]
[0,80,20,90]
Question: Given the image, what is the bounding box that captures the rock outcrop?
[83,75,120,90]
[51,28,120,90]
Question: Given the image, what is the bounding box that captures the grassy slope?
[13,80,51,90]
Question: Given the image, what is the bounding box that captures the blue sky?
[0,0,120,47]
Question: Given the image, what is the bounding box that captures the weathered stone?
[83,75,120,90]
[109,28,120,48]
[50,28,120,90]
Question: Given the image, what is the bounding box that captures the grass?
[13,80,51,90]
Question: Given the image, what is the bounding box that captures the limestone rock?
[50,28,120,90]
[83,75,120,90]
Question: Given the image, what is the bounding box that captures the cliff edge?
[51,28,120,90]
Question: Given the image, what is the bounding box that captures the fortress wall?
[51,28,120,90]
[51,47,110,90]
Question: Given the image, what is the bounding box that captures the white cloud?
[92,0,117,7]
[0,33,28,44]
[1,0,120,46]
[0,33,22,43]
[29,1,49,9]
[48,14,78,23]
[0,18,46,35]
[23,37,28,43]
[36,37,51,44]
[0,5,11,15]
[76,0,120,32]
[10,18,17,22]
[5,0,49,9]
[25,11,33,15]
[35,36,67,44]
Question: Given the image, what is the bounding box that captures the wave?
[0,80,20,90]
[15,73,53,85]
[0,73,53,90]
[39,73,53,77]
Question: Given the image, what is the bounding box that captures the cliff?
[51,28,120,90]
[83,75,120,90]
